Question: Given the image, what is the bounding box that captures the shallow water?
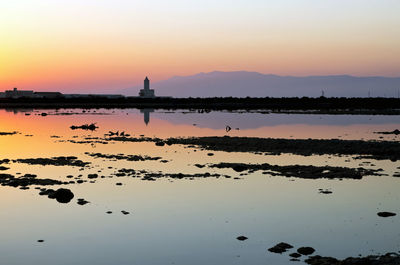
[0,108,399,265]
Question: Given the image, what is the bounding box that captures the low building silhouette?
[0,88,63,99]
[4,88,36,99]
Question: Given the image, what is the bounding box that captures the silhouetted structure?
[140,108,154,125]
[139,77,155,98]
[4,88,35,99]
[0,87,124,99]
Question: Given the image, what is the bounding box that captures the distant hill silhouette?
[121,71,400,98]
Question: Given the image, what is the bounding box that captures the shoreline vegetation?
[0,97,400,113]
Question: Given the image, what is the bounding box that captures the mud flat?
[104,136,400,161]
[305,253,400,265]
[0,173,65,188]
[14,156,90,167]
[206,162,383,179]
[85,152,162,162]
[0,131,18,136]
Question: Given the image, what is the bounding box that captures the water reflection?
[0,108,399,265]
[140,108,154,125]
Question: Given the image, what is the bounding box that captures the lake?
[0,108,399,265]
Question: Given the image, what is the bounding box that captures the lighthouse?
[139,77,155,98]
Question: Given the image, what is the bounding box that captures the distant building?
[1,88,64,99]
[139,77,155,98]
[5,88,36,99]
[0,88,124,99]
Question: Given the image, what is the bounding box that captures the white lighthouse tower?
[139,77,155,98]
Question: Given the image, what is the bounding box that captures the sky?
[1,0,399,92]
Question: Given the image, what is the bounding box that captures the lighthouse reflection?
[140,108,154,125]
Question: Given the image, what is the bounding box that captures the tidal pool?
[0,108,399,265]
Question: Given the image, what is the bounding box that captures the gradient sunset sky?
[1,0,399,92]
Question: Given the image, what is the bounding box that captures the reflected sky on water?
[0,109,399,265]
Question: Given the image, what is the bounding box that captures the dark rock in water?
[37,240,44,243]
[77,198,90,205]
[155,141,165,146]
[306,253,400,265]
[39,189,55,196]
[207,153,214,156]
[116,182,123,186]
[86,152,161,162]
[318,189,333,194]
[41,113,47,116]
[121,210,130,215]
[0,166,9,171]
[290,253,302,258]
[0,132,18,136]
[377,211,396,217]
[106,211,112,214]
[297,247,315,256]
[268,242,294,253]
[232,165,248,172]
[48,188,74,203]
[14,156,90,167]
[22,174,37,178]
[88,174,98,179]
[208,162,382,180]
[236,236,248,241]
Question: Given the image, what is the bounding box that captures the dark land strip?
[96,136,400,161]
[1,97,400,113]
[205,162,384,179]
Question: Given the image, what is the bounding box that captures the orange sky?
[1,1,399,93]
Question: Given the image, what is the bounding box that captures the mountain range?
[120,71,400,98]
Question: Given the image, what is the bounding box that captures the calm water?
[0,108,399,265]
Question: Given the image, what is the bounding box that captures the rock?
[236,236,248,241]
[77,198,90,205]
[121,210,130,215]
[116,182,123,186]
[268,242,294,253]
[88,174,98,179]
[37,239,44,243]
[318,189,333,194]
[290,253,302,258]
[306,253,400,265]
[377,212,396,217]
[232,165,248,172]
[155,142,165,146]
[106,211,112,214]
[297,247,315,256]
[49,188,74,203]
